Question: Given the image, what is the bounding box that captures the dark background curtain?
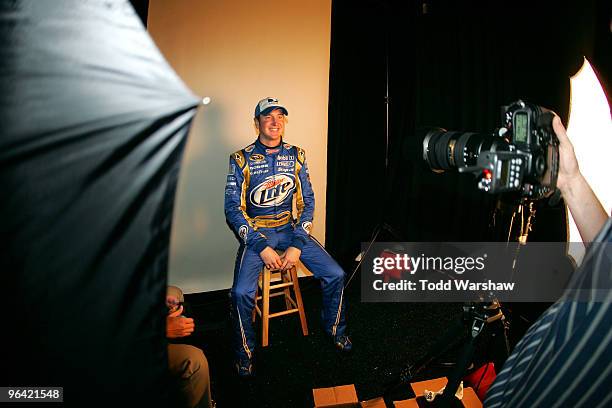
[326,0,611,264]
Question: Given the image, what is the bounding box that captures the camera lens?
[422,128,509,172]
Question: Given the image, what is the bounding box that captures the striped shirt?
[485,218,612,408]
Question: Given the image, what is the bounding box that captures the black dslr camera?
[422,100,559,200]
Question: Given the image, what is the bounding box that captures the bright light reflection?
[566,58,612,264]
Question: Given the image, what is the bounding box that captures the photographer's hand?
[555,115,580,191]
[554,116,608,243]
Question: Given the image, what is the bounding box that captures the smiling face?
[255,108,286,147]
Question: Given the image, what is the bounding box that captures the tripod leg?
[488,316,510,370]
[402,317,466,381]
[437,318,485,407]
[383,316,467,404]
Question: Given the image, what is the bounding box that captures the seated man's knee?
[329,265,345,282]
[168,344,208,379]
[320,265,344,287]
[168,344,211,408]
[231,286,255,303]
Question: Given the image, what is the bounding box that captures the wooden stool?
[252,262,308,347]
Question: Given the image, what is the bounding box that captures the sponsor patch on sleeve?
[233,152,245,168]
[225,175,237,195]
[239,225,248,242]
[302,221,313,234]
[297,147,306,164]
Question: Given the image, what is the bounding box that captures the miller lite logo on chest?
[249,174,295,207]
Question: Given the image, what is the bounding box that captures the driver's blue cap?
[254,97,288,117]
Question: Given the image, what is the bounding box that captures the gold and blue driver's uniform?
[224,138,347,363]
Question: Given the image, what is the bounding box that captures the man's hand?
[281,246,301,270]
[166,305,195,338]
[552,115,608,243]
[553,115,581,193]
[260,246,283,270]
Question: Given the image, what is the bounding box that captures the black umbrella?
[1,1,199,405]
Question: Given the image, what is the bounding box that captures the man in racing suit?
[224,97,351,376]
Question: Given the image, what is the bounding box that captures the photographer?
[484,116,611,407]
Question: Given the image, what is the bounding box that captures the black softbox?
[0,1,199,406]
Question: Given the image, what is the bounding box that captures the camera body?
[422,100,559,200]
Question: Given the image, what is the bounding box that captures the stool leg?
[282,270,292,310]
[262,269,271,347]
[290,267,309,336]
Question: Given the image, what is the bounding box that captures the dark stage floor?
[182,275,542,408]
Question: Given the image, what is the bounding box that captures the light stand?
[345,8,403,288]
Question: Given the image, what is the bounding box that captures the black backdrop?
[326,0,611,264]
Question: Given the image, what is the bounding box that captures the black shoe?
[334,335,353,352]
[235,358,254,377]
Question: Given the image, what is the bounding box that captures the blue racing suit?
[224,138,347,362]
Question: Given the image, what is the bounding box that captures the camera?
[422,100,559,200]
